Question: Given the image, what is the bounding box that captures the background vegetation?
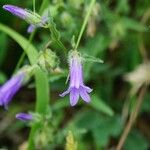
[0,0,150,149]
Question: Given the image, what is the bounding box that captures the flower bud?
[38,49,59,72]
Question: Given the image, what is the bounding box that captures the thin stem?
[14,32,35,73]
[33,0,36,12]
[15,52,26,71]
[116,86,147,150]
[75,0,96,50]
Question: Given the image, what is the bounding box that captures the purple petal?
[70,88,79,106]
[27,24,36,33]
[3,5,28,20]
[3,5,42,27]
[60,51,93,106]
[59,88,70,97]
[16,113,33,121]
[82,85,93,93]
[3,81,22,109]
[70,57,83,88]
[0,95,3,106]
[79,87,91,103]
[0,73,24,108]
[0,73,24,92]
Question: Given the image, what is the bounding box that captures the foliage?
[0,0,150,150]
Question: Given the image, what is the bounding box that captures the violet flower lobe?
[0,73,24,109]
[16,113,33,121]
[60,51,92,106]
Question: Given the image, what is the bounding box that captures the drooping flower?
[60,51,92,106]
[3,4,48,33]
[0,73,24,109]
[16,113,33,121]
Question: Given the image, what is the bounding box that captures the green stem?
[28,67,50,150]
[75,0,96,50]
[28,0,50,150]
[14,32,36,73]
[33,0,36,12]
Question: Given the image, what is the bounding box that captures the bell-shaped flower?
[60,51,92,106]
[3,4,48,33]
[0,73,25,109]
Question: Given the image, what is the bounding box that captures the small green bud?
[38,49,59,72]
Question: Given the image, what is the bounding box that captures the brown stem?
[116,86,147,150]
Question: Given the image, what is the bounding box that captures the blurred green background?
[0,0,150,150]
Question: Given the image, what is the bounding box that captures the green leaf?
[48,16,67,53]
[83,34,110,79]
[72,111,122,148]
[49,17,60,41]
[90,94,114,116]
[92,115,122,147]
[124,130,148,150]
[116,0,129,14]
[122,17,148,32]
[0,71,7,84]
[0,23,38,64]
[0,33,7,66]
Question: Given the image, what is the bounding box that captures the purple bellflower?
[3,5,48,33]
[60,51,93,106]
[16,113,33,121]
[0,73,24,109]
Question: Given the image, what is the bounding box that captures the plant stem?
[116,86,147,150]
[14,32,35,73]
[75,0,96,50]
[28,67,50,150]
[28,0,50,150]
[33,0,35,12]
